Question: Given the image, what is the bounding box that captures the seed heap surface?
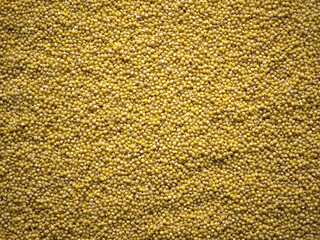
[0,0,320,239]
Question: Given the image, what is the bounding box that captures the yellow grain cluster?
[0,0,319,239]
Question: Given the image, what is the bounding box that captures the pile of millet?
[0,0,319,239]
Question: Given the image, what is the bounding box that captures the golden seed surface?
[0,0,319,239]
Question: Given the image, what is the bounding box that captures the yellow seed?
[0,0,319,239]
